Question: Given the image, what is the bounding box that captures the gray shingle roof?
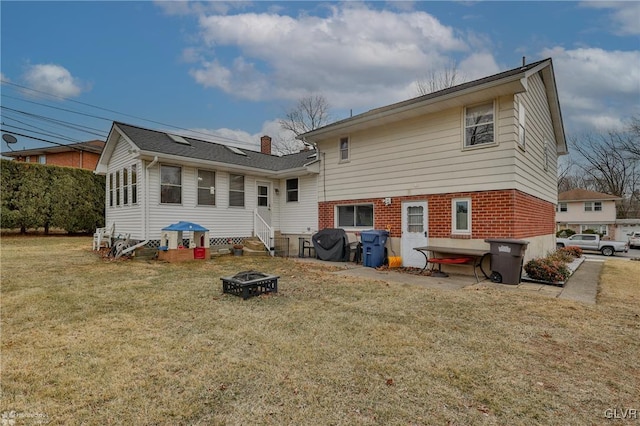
[115,122,315,171]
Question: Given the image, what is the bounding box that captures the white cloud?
[22,64,86,98]
[582,2,640,36]
[0,72,9,83]
[541,47,640,131]
[188,4,469,109]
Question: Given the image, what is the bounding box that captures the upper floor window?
[337,204,373,228]
[197,169,216,206]
[229,174,245,207]
[556,202,567,212]
[286,178,299,202]
[518,101,526,150]
[584,201,602,212]
[452,198,471,234]
[464,102,495,147]
[339,137,349,161]
[160,165,182,204]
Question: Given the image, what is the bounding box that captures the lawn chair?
[92,223,115,250]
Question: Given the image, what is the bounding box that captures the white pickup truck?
[556,234,629,256]
[629,232,640,249]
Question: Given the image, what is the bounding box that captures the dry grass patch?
[1,236,639,425]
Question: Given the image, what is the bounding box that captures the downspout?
[145,156,159,242]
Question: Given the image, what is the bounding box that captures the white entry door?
[256,181,271,224]
[401,201,429,267]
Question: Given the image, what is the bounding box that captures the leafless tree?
[568,125,639,218]
[619,114,640,159]
[414,60,466,96]
[277,94,331,154]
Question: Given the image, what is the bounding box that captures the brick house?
[300,58,566,267]
[1,140,105,171]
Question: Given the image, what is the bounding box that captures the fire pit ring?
[221,270,279,299]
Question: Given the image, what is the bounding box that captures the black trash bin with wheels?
[484,239,529,285]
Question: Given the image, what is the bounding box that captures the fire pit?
[221,270,279,299]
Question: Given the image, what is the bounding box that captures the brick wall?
[318,189,554,239]
[23,151,100,170]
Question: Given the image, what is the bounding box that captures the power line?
[1,80,262,148]
[0,129,86,151]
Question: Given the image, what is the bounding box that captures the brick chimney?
[260,135,272,155]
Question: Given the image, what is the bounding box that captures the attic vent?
[226,145,247,156]
[167,133,190,145]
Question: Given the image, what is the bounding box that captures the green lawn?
[1,236,638,425]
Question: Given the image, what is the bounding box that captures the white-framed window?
[337,204,373,228]
[580,224,607,236]
[339,137,349,162]
[131,164,137,204]
[123,168,129,205]
[229,174,245,207]
[109,173,114,207]
[518,101,526,150]
[584,201,602,212]
[38,155,46,164]
[160,165,182,204]
[197,169,216,206]
[452,198,471,234]
[286,178,299,202]
[464,101,495,147]
[556,202,567,212]
[115,170,121,206]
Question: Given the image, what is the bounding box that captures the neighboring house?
[1,140,105,171]
[299,58,566,267]
[95,123,320,252]
[556,189,623,238]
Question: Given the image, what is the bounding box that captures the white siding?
[277,175,319,234]
[146,164,260,240]
[105,136,143,239]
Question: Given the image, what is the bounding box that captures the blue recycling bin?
[360,230,389,268]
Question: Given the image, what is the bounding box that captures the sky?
[1,1,639,154]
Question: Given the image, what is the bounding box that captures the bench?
[414,246,490,282]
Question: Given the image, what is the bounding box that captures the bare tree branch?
[415,60,465,96]
[277,94,331,154]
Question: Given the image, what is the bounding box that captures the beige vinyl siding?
[105,136,143,239]
[513,72,559,204]
[278,174,318,234]
[316,99,521,202]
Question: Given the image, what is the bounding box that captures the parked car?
[556,234,629,256]
[628,232,640,249]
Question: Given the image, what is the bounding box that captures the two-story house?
[300,58,566,267]
[556,189,621,238]
[96,58,566,268]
